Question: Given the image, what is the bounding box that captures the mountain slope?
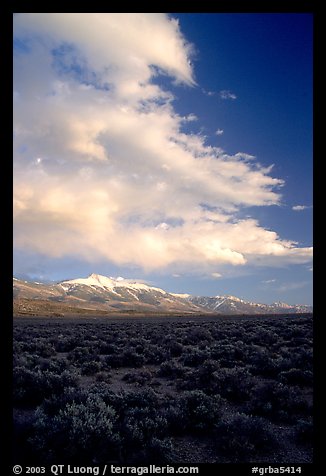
[13,274,206,316]
[13,274,312,316]
[186,295,313,315]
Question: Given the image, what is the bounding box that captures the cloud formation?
[292,205,311,211]
[219,90,237,100]
[13,13,312,275]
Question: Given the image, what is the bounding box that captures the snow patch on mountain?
[61,273,167,294]
[171,293,191,299]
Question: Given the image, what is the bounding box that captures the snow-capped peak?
[63,274,116,290]
[60,273,167,294]
[171,293,191,299]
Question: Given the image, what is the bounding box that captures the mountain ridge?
[13,273,313,317]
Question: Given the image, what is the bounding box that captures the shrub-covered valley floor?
[13,315,313,464]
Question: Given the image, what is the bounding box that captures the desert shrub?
[36,342,57,358]
[180,327,212,345]
[41,387,97,416]
[98,342,119,355]
[248,348,280,377]
[68,346,94,364]
[144,437,174,463]
[289,336,311,347]
[175,369,198,392]
[13,316,313,463]
[183,359,221,394]
[287,325,307,338]
[38,357,68,373]
[13,367,79,407]
[13,408,37,465]
[122,408,168,446]
[209,343,228,360]
[279,368,313,386]
[81,360,102,376]
[104,353,124,368]
[246,381,311,422]
[166,390,223,434]
[295,419,313,445]
[214,413,278,461]
[120,410,172,464]
[272,356,293,374]
[198,359,221,378]
[95,371,111,383]
[122,370,153,385]
[126,337,144,349]
[15,338,56,357]
[29,395,121,463]
[135,344,145,354]
[211,367,254,402]
[165,340,184,357]
[142,344,166,364]
[119,388,160,413]
[229,340,248,361]
[290,348,313,368]
[52,336,78,352]
[157,360,185,378]
[81,384,126,413]
[14,340,42,354]
[13,352,40,370]
[181,348,208,367]
[209,343,243,368]
[122,349,145,368]
[104,388,172,462]
[176,360,224,394]
[252,328,279,345]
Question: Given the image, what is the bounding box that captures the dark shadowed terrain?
[13,314,313,464]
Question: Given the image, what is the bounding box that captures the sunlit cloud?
[13,13,312,276]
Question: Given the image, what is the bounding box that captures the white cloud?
[262,279,276,284]
[219,90,237,100]
[215,129,224,136]
[184,113,197,122]
[235,152,256,161]
[292,205,311,211]
[13,13,312,276]
[202,89,215,96]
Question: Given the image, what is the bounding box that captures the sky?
[13,13,313,305]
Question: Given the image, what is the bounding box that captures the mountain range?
[13,273,312,317]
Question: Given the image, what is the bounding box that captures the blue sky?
[13,13,313,305]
